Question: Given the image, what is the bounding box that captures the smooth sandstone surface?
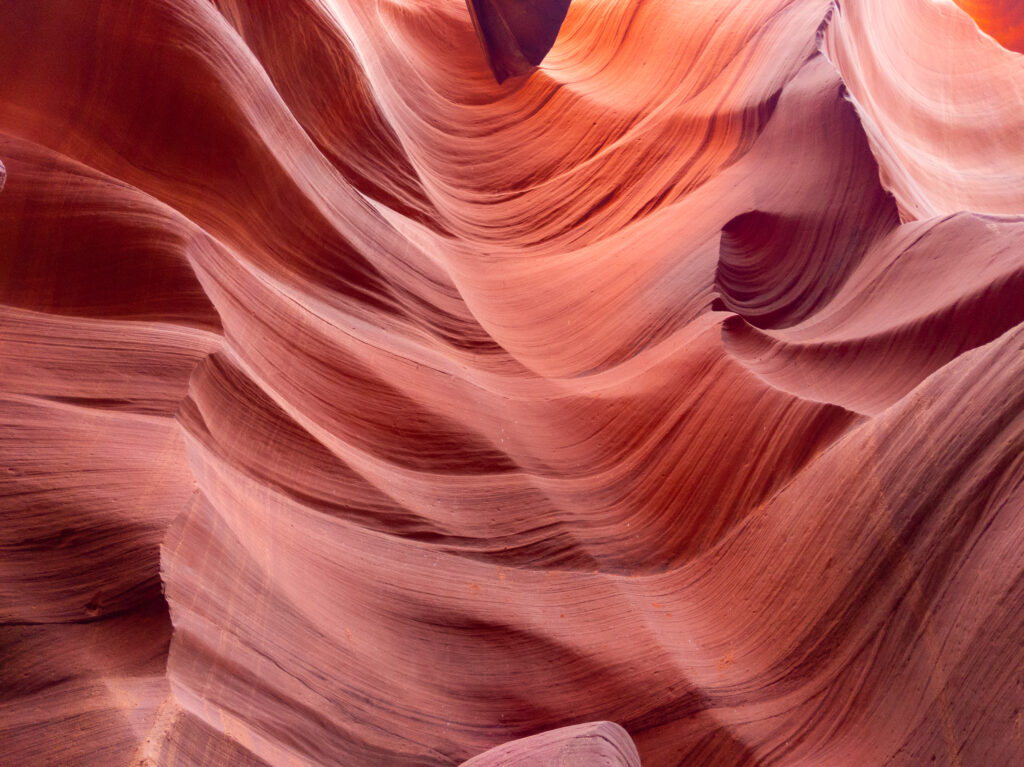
[460,721,641,766]
[1,1,1023,765]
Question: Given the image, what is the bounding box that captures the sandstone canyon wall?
[2,1,1023,765]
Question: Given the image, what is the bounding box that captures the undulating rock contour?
[2,1,1023,765]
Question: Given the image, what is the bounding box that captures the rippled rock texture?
[2,1,1023,765]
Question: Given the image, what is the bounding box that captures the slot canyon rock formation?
[2,0,1024,764]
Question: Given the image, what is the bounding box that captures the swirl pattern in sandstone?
[2,1,1023,765]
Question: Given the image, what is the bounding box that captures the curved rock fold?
[2,1,1023,765]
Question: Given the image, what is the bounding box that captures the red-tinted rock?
[2,1,1023,765]
[955,0,1024,52]
[461,721,640,766]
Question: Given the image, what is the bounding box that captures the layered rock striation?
[2,1,1023,764]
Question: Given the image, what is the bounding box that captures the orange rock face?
[2,1,1023,765]
[955,0,1024,52]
